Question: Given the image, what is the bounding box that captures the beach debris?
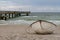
[29,20,57,34]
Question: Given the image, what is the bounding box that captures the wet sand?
[0,24,60,40]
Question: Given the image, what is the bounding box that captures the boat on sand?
[28,20,57,34]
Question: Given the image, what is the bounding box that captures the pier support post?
[19,13,21,16]
[4,14,7,20]
[26,13,29,16]
[0,14,2,20]
[12,13,14,18]
[15,13,17,17]
[15,13,16,17]
[9,14,11,18]
[0,14,1,19]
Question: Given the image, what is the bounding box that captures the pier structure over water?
[0,11,30,20]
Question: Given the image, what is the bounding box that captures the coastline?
[0,24,60,40]
[0,20,60,25]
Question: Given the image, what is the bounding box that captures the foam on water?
[22,16,38,17]
[6,20,35,25]
[0,20,8,25]
[0,20,60,25]
[48,20,60,25]
[0,20,35,25]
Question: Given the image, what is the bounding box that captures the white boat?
[30,20,57,34]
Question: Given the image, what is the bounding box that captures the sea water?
[0,12,60,25]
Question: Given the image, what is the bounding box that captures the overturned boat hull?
[30,20,57,34]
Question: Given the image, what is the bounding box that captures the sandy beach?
[0,24,60,40]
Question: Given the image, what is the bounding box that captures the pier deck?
[0,11,30,20]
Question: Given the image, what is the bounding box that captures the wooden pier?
[0,11,30,20]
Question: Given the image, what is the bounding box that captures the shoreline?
[0,20,60,25]
[0,24,60,40]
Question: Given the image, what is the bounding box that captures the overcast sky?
[0,0,60,12]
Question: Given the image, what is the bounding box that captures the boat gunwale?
[30,20,57,27]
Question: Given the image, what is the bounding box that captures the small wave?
[0,20,60,25]
[6,20,35,25]
[47,20,60,25]
[22,16,38,18]
[0,20,6,24]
